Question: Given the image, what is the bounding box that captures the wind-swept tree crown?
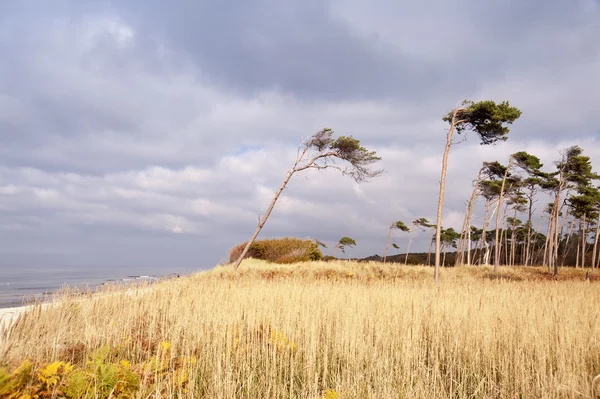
[392,221,410,232]
[443,100,522,145]
[337,236,357,253]
[301,128,382,182]
[482,161,509,179]
[338,236,356,247]
[513,151,543,173]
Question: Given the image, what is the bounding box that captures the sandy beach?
[0,305,30,330]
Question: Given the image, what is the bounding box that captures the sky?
[1,0,599,271]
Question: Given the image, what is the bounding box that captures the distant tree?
[406,218,431,265]
[440,227,461,266]
[232,128,382,269]
[568,182,599,269]
[383,221,409,263]
[544,146,597,274]
[477,162,507,265]
[434,100,521,283]
[456,166,485,266]
[493,151,542,271]
[334,236,357,258]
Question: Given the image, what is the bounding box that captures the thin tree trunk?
[543,214,552,271]
[467,226,472,265]
[581,215,587,268]
[457,168,484,266]
[233,167,296,269]
[552,175,566,276]
[442,245,447,267]
[434,109,463,284]
[479,200,492,265]
[483,200,500,266]
[576,234,581,268]
[524,186,536,266]
[427,231,435,266]
[561,218,575,267]
[232,142,340,269]
[504,212,509,266]
[591,216,600,272]
[510,207,517,266]
[554,204,570,272]
[383,225,393,263]
[494,156,514,272]
[531,211,545,266]
[405,223,415,265]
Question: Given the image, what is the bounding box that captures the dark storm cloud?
[113,0,442,102]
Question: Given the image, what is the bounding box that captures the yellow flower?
[159,341,171,352]
[323,389,340,399]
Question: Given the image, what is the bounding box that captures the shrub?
[228,237,323,264]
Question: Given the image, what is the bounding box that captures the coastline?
[0,273,186,332]
[0,303,41,330]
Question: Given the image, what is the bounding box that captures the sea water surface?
[0,264,202,308]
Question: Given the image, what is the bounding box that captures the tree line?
[229,99,598,282]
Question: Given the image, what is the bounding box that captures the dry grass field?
[1,260,599,398]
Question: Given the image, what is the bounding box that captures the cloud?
[0,0,599,268]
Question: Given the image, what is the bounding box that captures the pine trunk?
[434,110,461,284]
[591,216,600,272]
[405,224,415,265]
[457,168,484,266]
[383,225,393,263]
[581,215,587,268]
[494,156,513,272]
[233,167,296,269]
[479,200,492,265]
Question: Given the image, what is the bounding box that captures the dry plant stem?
[2,260,599,399]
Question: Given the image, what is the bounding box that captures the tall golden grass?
[1,260,599,398]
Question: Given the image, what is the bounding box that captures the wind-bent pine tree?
[588,187,600,272]
[383,221,409,263]
[405,218,430,265]
[334,236,357,258]
[477,162,507,265]
[440,227,461,266]
[434,100,521,284]
[493,156,514,271]
[505,187,527,266]
[493,157,527,271]
[233,128,382,269]
[544,146,596,275]
[511,152,543,265]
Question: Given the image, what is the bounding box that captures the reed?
[1,260,599,398]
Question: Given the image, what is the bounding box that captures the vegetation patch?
[228,237,324,264]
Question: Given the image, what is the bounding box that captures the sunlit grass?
[1,259,599,398]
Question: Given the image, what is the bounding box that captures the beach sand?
[0,305,30,329]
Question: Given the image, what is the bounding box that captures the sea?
[0,264,202,309]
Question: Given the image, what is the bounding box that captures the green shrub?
[228,237,323,264]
